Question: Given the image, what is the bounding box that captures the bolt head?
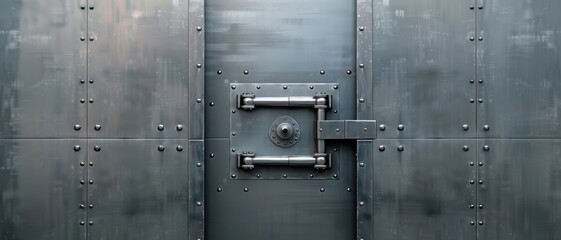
[397,145,404,152]
[462,124,469,131]
[359,201,365,206]
[176,124,183,131]
[217,187,222,192]
[157,124,164,131]
[346,70,352,75]
[74,124,82,131]
[94,146,101,151]
[463,145,470,151]
[359,162,365,167]
[158,145,165,151]
[483,145,490,151]
[346,187,352,192]
[397,124,405,131]
[320,187,325,192]
[379,145,385,151]
[176,145,183,151]
[483,125,490,131]
[196,63,202,68]
[209,153,215,158]
[74,145,81,151]
[359,63,365,68]
[243,70,249,75]
[231,174,236,178]
[379,124,386,131]
[243,187,249,192]
[196,162,202,167]
[282,174,287,178]
[216,70,222,75]
[359,26,365,31]
[94,124,101,131]
[196,26,202,31]
[89,79,94,83]
[320,70,325,75]
[196,201,202,206]
[88,99,94,103]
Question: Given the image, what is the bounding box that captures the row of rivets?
[377,145,405,152]
[216,69,352,75]
[156,145,184,152]
[377,124,405,131]
[155,124,184,131]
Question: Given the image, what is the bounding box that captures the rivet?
[462,124,469,131]
[346,70,352,75]
[483,125,490,131]
[88,99,94,103]
[359,162,365,167]
[89,204,93,208]
[231,148,236,152]
[232,132,236,136]
[333,85,338,89]
[469,204,475,208]
[89,221,94,226]
[333,110,338,113]
[470,36,475,41]
[196,201,202,206]
[79,79,85,84]
[359,63,365,68]
[359,201,365,206]
[470,221,475,225]
[478,6,484,9]
[209,153,215,158]
[470,5,474,9]
[256,85,261,89]
[478,37,483,41]
[158,145,165,152]
[309,174,314,178]
[196,26,202,31]
[243,70,249,75]
[320,187,325,192]
[335,128,340,132]
[89,79,94,84]
[320,70,325,75]
[379,124,386,131]
[469,179,475,184]
[478,221,484,225]
[363,128,368,132]
[157,124,164,131]
[256,173,261,178]
[79,204,85,209]
[217,70,222,75]
[80,221,85,225]
[463,145,469,151]
[483,145,490,151]
[309,85,314,89]
[379,145,385,151]
[94,124,101,131]
[80,162,85,166]
[470,99,475,103]
[74,145,81,151]
[282,85,288,90]
[231,85,236,90]
[209,102,215,106]
[89,36,94,41]
[478,79,483,83]
[232,109,236,113]
[176,145,183,151]
[397,124,405,131]
[359,26,365,31]
[196,98,202,103]
[478,204,483,209]
[89,162,93,166]
[397,145,404,152]
[478,99,483,103]
[469,162,474,166]
[231,173,236,178]
[282,174,287,178]
[333,174,338,178]
[196,63,202,68]
[80,99,85,103]
[478,179,484,184]
[217,187,222,192]
[243,187,249,192]
[80,37,85,41]
[89,6,94,10]
[196,162,202,167]
[94,145,101,151]
[89,179,94,184]
[80,5,86,10]
[470,79,475,83]
[478,161,483,166]
[80,179,85,184]
[346,187,352,192]
[176,124,183,131]
[359,98,364,103]
[74,124,82,131]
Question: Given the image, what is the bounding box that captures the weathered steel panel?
[0,140,86,240]
[0,0,86,138]
[371,0,476,138]
[477,140,561,239]
[87,0,190,138]
[477,0,561,138]
[87,140,195,240]
[365,140,476,240]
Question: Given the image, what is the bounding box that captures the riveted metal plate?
[269,115,301,147]
[0,140,86,240]
[230,83,340,180]
[362,140,476,239]
[87,140,194,240]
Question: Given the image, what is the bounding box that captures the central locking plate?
[269,116,300,147]
[230,83,340,180]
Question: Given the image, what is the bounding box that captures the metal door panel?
[477,140,561,240]
[205,139,356,240]
[0,0,86,138]
[87,140,201,240]
[477,0,561,138]
[360,140,476,240]
[371,0,476,138]
[87,0,191,138]
[0,140,86,240]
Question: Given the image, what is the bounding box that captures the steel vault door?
[204,0,358,239]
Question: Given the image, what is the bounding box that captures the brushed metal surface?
[0,0,86,138]
[87,140,191,240]
[0,140,86,240]
[477,140,561,240]
[477,0,561,138]
[368,140,476,240]
[87,0,190,138]
[371,0,476,138]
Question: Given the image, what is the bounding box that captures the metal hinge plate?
[317,120,377,139]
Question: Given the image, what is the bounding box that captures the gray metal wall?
[1,0,560,239]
